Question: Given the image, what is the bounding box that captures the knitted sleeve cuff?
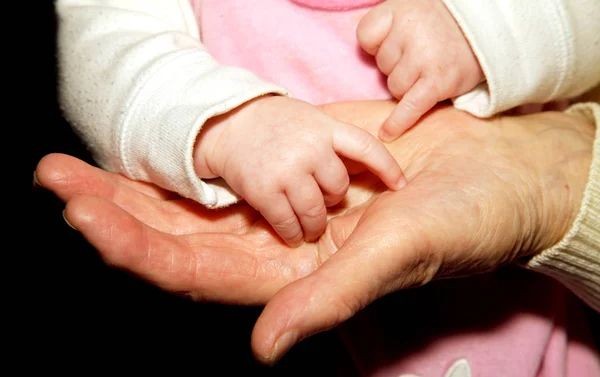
[524,102,600,312]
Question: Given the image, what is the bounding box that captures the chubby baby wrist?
[193,94,283,180]
[193,114,230,179]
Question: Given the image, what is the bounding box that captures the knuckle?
[325,216,350,249]
[270,212,303,242]
[269,209,298,230]
[433,64,460,93]
[302,200,326,220]
[357,8,392,52]
[285,231,304,244]
[387,75,407,99]
[356,13,378,46]
[324,194,343,207]
[375,43,400,76]
[403,86,434,112]
[420,78,442,100]
[286,143,321,167]
[375,53,391,75]
[240,177,274,200]
[400,94,421,112]
[333,294,364,322]
[329,175,350,197]
[356,21,371,47]
[354,133,377,159]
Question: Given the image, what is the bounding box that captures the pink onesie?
[191,1,600,376]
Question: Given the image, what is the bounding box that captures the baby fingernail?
[396,176,407,189]
[379,129,394,143]
[62,210,78,231]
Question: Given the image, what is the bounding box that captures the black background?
[30,1,597,374]
[29,1,349,374]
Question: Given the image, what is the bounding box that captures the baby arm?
[55,0,286,206]
[194,96,405,247]
[56,0,404,246]
[358,0,600,142]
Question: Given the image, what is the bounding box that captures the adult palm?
[35,101,594,363]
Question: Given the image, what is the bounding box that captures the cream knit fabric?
[526,100,600,312]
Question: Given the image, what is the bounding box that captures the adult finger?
[35,153,182,232]
[313,155,350,207]
[63,196,280,304]
[251,193,428,364]
[35,153,171,201]
[332,123,407,190]
[380,77,441,142]
[35,153,254,235]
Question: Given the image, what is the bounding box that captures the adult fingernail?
[33,171,42,188]
[268,331,298,365]
[62,210,78,231]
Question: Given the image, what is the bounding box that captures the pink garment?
[290,0,383,11]
[339,269,599,377]
[191,1,600,376]
[198,0,390,105]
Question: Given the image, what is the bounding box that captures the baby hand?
[194,96,406,247]
[357,0,484,141]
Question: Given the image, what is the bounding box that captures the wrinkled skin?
[34,101,594,364]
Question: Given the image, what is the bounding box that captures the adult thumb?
[250,202,421,364]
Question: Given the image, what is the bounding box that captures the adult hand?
[34,152,340,305]
[250,101,594,363]
[34,101,594,364]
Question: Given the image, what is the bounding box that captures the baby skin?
[193,0,483,248]
[195,0,532,248]
[357,0,485,141]
[193,95,406,247]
